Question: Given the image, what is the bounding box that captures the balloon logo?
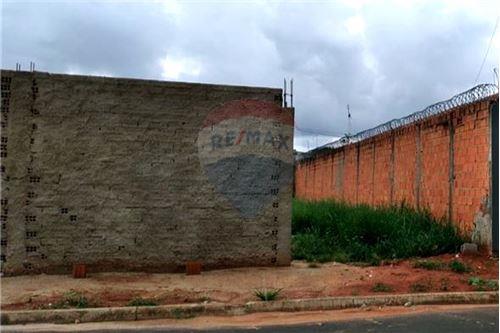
[197,99,293,219]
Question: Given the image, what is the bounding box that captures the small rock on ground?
[460,243,479,256]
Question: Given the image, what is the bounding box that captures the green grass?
[52,290,90,309]
[412,260,445,270]
[372,282,394,292]
[254,288,283,301]
[292,199,464,264]
[127,297,158,307]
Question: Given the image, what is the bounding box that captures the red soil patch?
[316,253,498,298]
[1,254,497,311]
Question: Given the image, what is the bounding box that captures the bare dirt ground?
[1,254,497,311]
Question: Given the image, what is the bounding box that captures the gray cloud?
[2,1,497,151]
[2,2,174,78]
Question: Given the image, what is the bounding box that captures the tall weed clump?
[292,199,464,264]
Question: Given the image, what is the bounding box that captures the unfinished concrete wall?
[295,96,497,248]
[0,70,294,275]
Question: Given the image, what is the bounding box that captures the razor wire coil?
[298,84,498,159]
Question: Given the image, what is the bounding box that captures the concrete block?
[460,243,479,255]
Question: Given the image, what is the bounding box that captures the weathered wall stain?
[197,99,293,219]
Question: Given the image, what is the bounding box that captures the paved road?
[232,307,499,333]
[5,306,498,333]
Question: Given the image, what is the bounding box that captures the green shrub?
[292,199,464,264]
[372,283,394,292]
[449,260,471,273]
[127,297,157,307]
[468,277,498,291]
[254,288,282,301]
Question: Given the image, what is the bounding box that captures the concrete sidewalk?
[2,304,498,332]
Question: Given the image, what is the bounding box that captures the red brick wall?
[373,134,393,205]
[420,119,451,220]
[357,142,373,204]
[295,98,496,237]
[452,102,491,234]
[343,145,358,204]
[393,127,418,206]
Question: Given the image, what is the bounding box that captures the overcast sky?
[2,0,499,151]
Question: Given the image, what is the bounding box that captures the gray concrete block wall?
[0,70,294,275]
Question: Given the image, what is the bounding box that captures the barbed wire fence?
[297,83,498,160]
